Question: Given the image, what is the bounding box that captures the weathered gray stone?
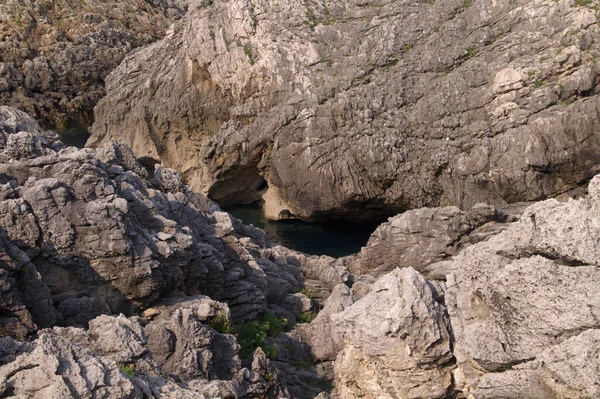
[447,175,600,398]
[0,108,346,331]
[347,204,512,279]
[331,268,453,399]
[90,0,600,221]
[0,332,142,398]
[0,1,188,128]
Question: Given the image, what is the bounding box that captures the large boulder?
[90,0,600,221]
[330,268,454,399]
[447,175,600,398]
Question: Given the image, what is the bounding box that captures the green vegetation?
[463,0,472,7]
[298,311,317,324]
[235,313,287,358]
[197,0,214,9]
[243,43,255,65]
[573,0,593,6]
[465,48,477,58]
[206,314,233,334]
[293,359,314,370]
[118,362,135,376]
[305,8,319,30]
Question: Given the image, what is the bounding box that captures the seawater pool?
[222,203,380,258]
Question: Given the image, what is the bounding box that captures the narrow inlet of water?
[222,203,380,258]
[55,127,90,148]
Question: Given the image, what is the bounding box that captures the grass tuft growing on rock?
[117,362,135,376]
[235,313,287,359]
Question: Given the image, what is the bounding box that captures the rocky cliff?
[90,0,600,221]
[2,106,600,398]
[0,0,188,129]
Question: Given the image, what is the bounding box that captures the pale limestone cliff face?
[90,0,600,221]
[0,0,188,129]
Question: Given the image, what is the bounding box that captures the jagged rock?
[87,315,148,363]
[144,303,240,381]
[95,141,149,179]
[90,0,600,221]
[151,164,187,193]
[0,332,143,398]
[0,228,57,339]
[330,268,453,399]
[347,204,513,279]
[0,337,31,366]
[56,296,111,327]
[0,108,345,331]
[0,0,188,128]
[0,106,47,162]
[0,106,42,136]
[447,175,600,398]
[296,284,353,362]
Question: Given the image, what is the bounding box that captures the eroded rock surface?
[346,203,516,279]
[0,0,188,128]
[91,0,600,220]
[330,268,453,399]
[3,106,600,398]
[447,175,600,398]
[0,107,345,338]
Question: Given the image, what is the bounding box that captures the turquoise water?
[222,203,380,258]
[55,127,90,148]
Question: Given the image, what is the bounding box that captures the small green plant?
[305,8,319,30]
[465,48,477,58]
[197,0,213,9]
[243,43,255,65]
[573,0,593,6]
[118,362,135,376]
[294,287,313,298]
[293,359,314,370]
[401,44,412,53]
[298,311,317,324]
[264,344,279,359]
[463,0,472,7]
[533,79,544,88]
[207,314,233,334]
[236,313,287,358]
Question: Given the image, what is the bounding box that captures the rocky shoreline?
[0,106,599,398]
[1,0,600,397]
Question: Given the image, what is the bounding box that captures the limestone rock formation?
[90,0,600,221]
[0,107,346,336]
[0,313,282,399]
[346,203,516,279]
[447,175,600,398]
[330,268,453,399]
[0,0,188,128]
[4,106,600,398]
